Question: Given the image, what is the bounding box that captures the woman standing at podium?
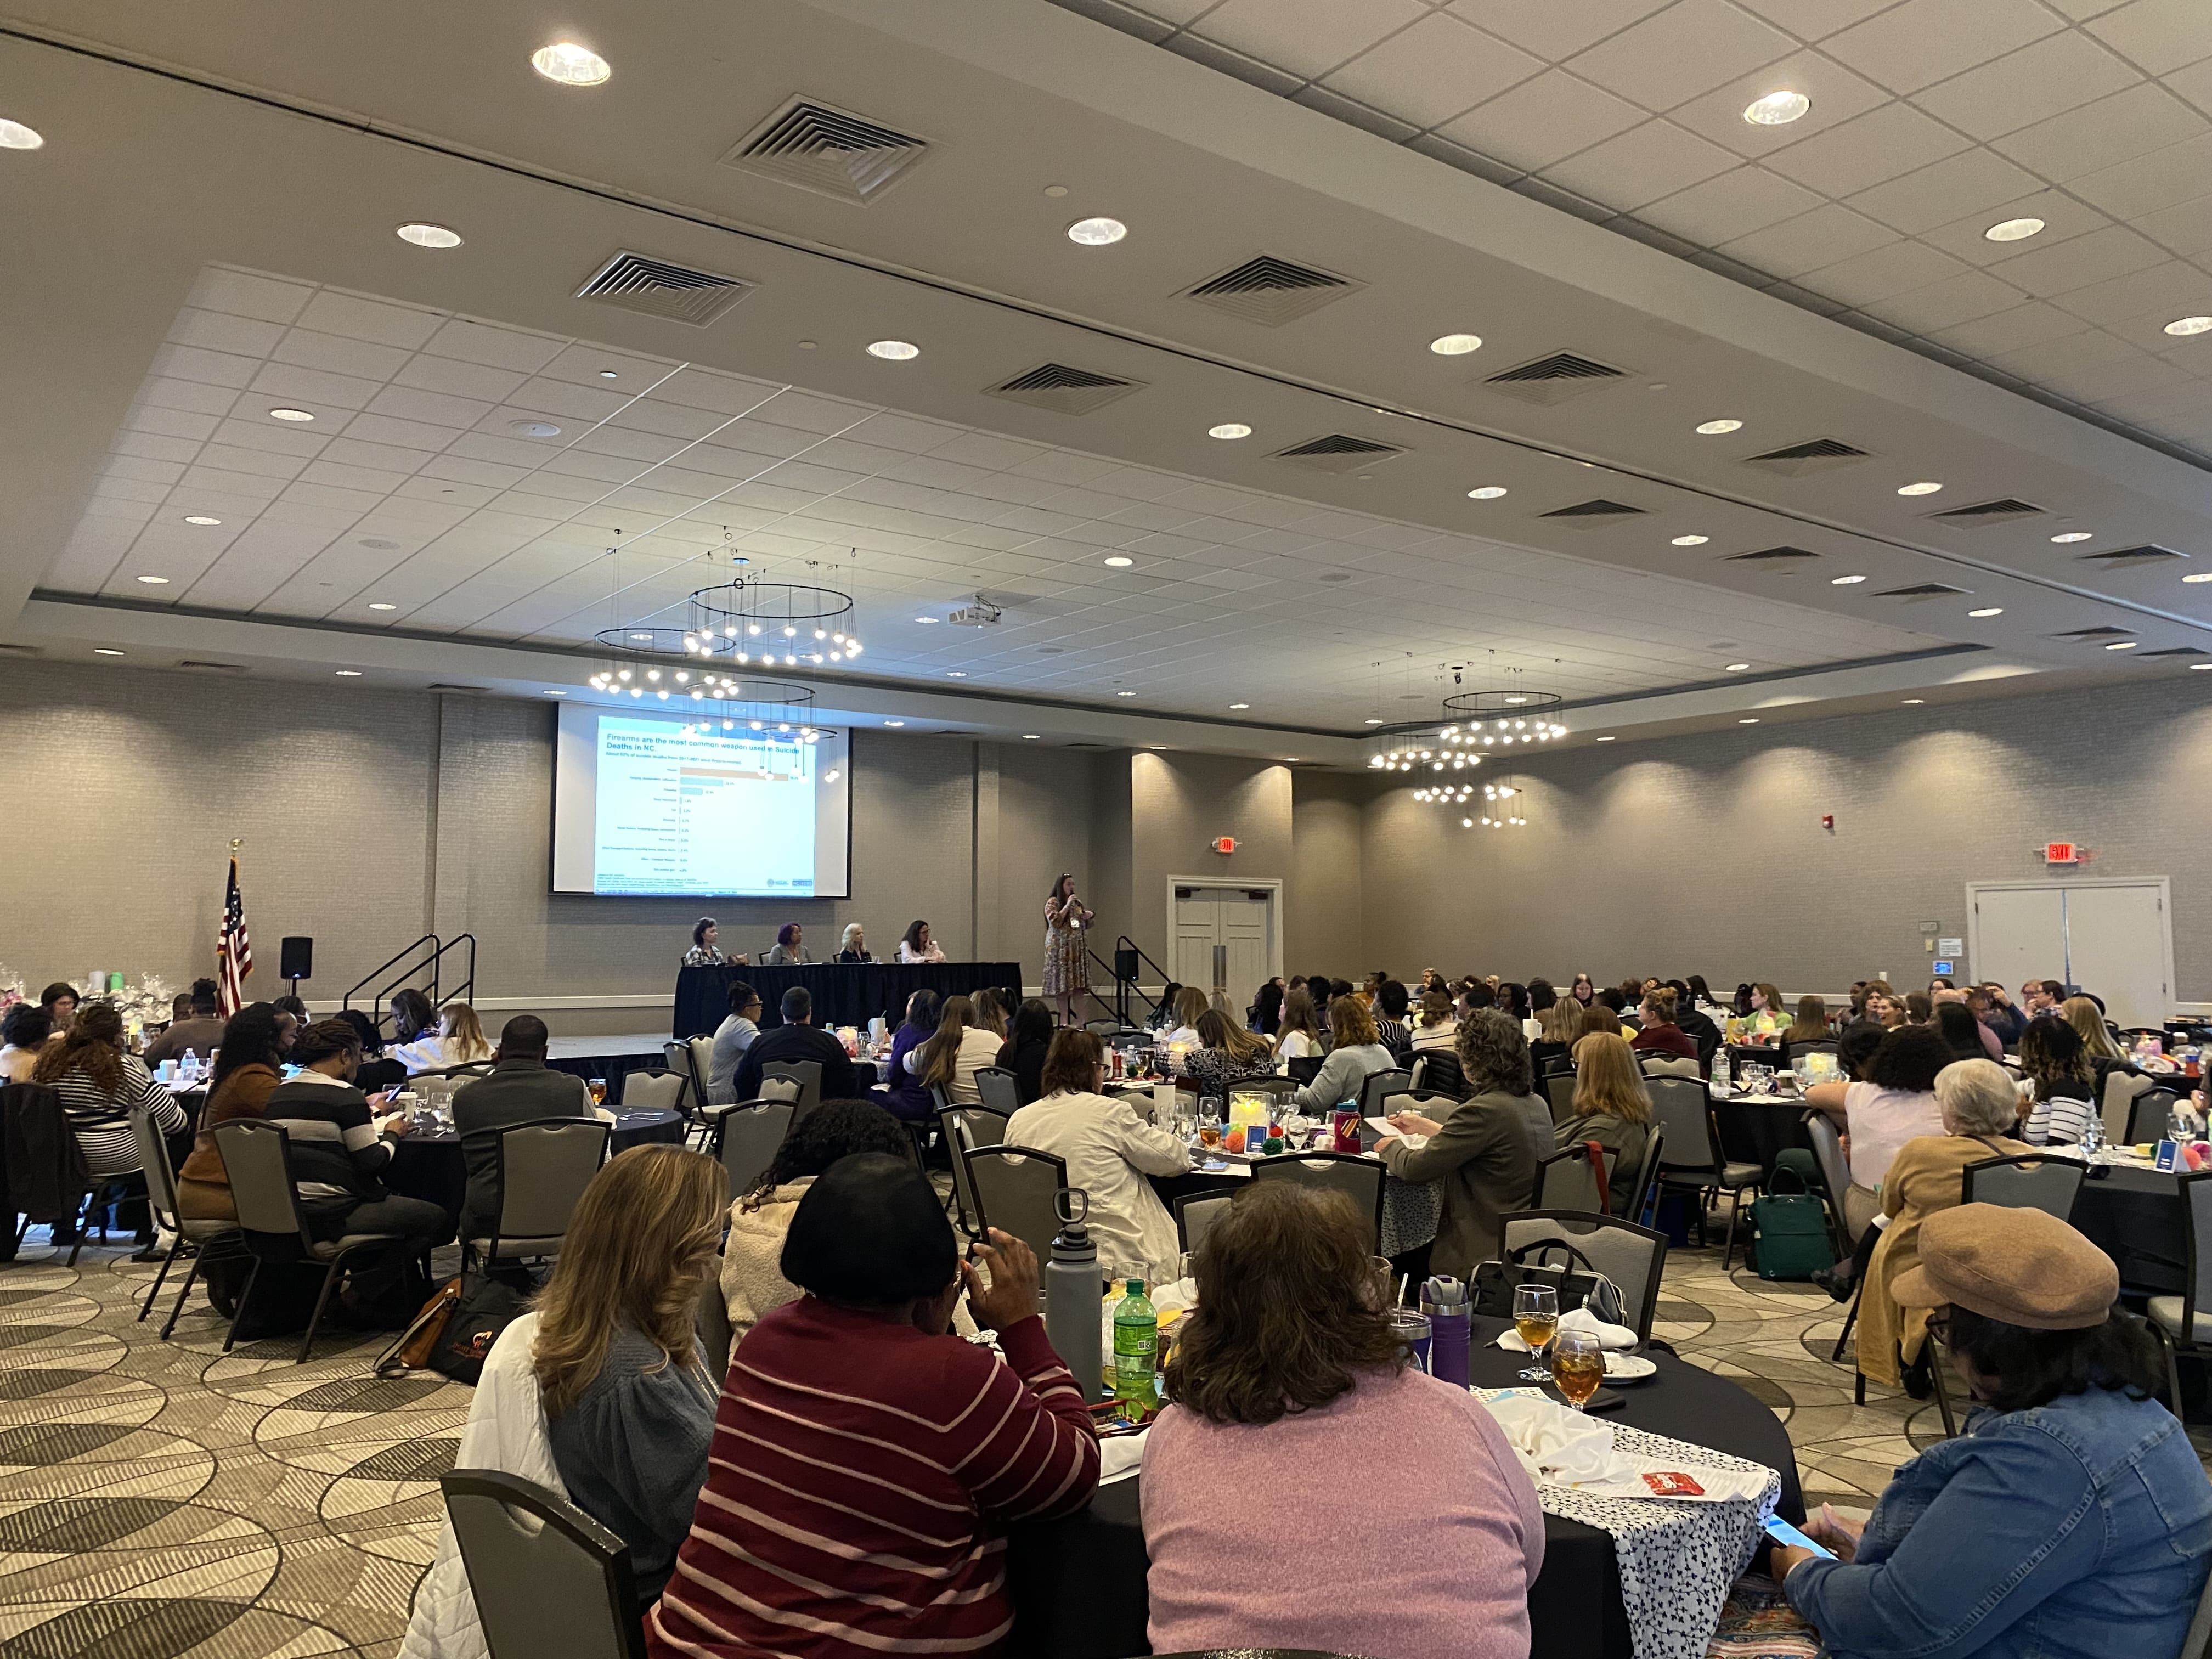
[1042,873,1094,1028]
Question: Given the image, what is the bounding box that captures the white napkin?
[1099,1429,1149,1485]
[1475,1390,1773,1502]
[1495,1306,1639,1352]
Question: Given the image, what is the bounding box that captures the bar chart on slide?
[591,719,817,895]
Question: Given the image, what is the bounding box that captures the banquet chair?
[1622,1128,1665,1227]
[2146,1170,2212,1418]
[1175,1191,1234,1255]
[1544,1071,1579,1125]
[1532,1144,1614,1215]
[2131,1086,2182,1146]
[683,1034,716,1104]
[214,1120,415,1365]
[938,1105,1009,1235]
[659,1042,698,1115]
[440,1470,645,1659]
[695,1267,733,1381]
[2183,1566,2212,1659]
[714,1099,794,1201]
[1283,1056,1323,1086]
[963,1144,1068,1265]
[1235,1076,1299,1099]
[1637,1054,1701,1081]
[1802,1114,1855,1257]
[1500,1210,1668,1342]
[467,1119,612,1274]
[1647,1077,1760,1266]
[2101,1070,2153,1144]
[1960,1153,2085,1221]
[1357,1069,1413,1119]
[974,1066,1022,1117]
[761,1061,822,1116]
[1250,1152,1384,1254]
[131,1104,243,1339]
[617,1069,684,1114]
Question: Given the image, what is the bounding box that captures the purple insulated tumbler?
[1421,1276,1472,1387]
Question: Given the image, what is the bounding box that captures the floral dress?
[1041,895,1091,997]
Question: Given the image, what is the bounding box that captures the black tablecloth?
[2073,1163,2186,1294]
[385,1109,687,1225]
[1710,1094,1815,1180]
[1005,1315,1801,1659]
[674,962,1024,1039]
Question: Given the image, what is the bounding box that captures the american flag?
[217,855,252,1015]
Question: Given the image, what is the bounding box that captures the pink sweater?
[1142,1364,1544,1659]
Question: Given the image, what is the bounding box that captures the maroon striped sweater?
[648,1299,1100,1659]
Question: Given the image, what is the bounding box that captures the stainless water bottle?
[1044,1187,1102,1399]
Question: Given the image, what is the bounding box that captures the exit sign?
[2044,841,2079,865]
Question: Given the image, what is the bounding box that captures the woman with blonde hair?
[1182,1008,1279,1096]
[1784,995,1830,1046]
[835,922,873,963]
[1288,996,1395,1115]
[394,1000,494,1074]
[1557,1032,1651,1210]
[2061,996,2125,1063]
[1161,984,1210,1050]
[913,994,1001,1105]
[972,987,1011,1041]
[1528,996,1581,1073]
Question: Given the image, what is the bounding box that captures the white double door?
[1967,879,2174,1028]
[1173,885,1274,997]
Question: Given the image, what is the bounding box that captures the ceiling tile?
[272,329,411,381]
[1440,70,1648,170]
[1664,50,1893,160]
[1909,29,2142,141]
[1990,81,2209,180]
[2165,55,2212,119]
[292,291,442,349]
[393,354,531,403]
[2050,351,2196,403]
[1804,239,1973,308]
[1440,0,1674,63]
[1985,222,2170,297]
[2047,258,2212,327]
[1192,0,1429,81]
[1764,101,1971,196]
[153,343,259,390]
[1823,0,2063,95]
[422,318,568,374]
[1917,191,2103,266]
[2085,0,2212,75]
[187,267,314,326]
[368,386,497,429]
[1322,13,1547,128]
[2067,131,2212,221]
[342,411,466,453]
[248,362,382,410]
[1716,201,1898,280]
[1844,146,2048,235]
[2130,190,2212,257]
[1540,120,1739,210]
[1729,0,1901,37]
[1926,299,2086,360]
[1565,0,1798,113]
[1990,328,2141,379]
[167,308,287,358]
[1866,267,2028,333]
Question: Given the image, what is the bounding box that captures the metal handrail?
[343,932,477,1030]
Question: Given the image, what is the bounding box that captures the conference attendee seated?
[35,1002,188,1252]
[706,981,761,1105]
[1666,979,1722,1062]
[392,997,495,1075]
[905,994,997,1108]
[2018,1017,2098,1146]
[1555,1032,1652,1212]
[1180,1009,1278,1096]
[1527,997,1578,1073]
[720,1100,975,1340]
[1160,984,1209,1051]
[177,1004,288,1230]
[1375,1009,1550,1275]
[1578,1001,1622,1040]
[1008,1029,1190,1283]
[0,1003,52,1082]
[896,918,946,963]
[143,977,227,1064]
[1410,988,1459,1054]
[37,981,77,1030]
[872,989,939,1122]
[1372,979,1412,1051]
[450,1015,596,1245]
[1932,1000,1996,1065]
[1783,995,1831,1048]
[259,1019,449,1310]
[682,916,742,967]
[1287,995,1394,1115]
[833,923,872,963]
[648,1159,1101,1659]
[1775,1205,2212,1655]
[2061,995,2139,1093]
[1804,1024,1949,1235]
[1628,986,1699,1065]
[388,987,437,1064]
[1144,981,1184,1032]
[761,922,812,965]
[1855,1060,2032,1395]
[1273,988,1324,1060]
[970,986,1012,1041]
[1146,1183,1543,1659]
[994,997,1055,1105]
[1252,977,1285,1036]
[335,1010,407,1097]
[730,986,859,1105]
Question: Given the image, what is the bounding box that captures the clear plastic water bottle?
[1111,1278,1158,1424]
[2078,1109,2106,1160]
[1711,1049,1731,1096]
[182,1049,199,1084]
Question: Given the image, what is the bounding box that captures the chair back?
[659,1042,695,1111]
[1645,1078,1717,1176]
[212,1120,311,1247]
[1284,1055,1323,1086]
[1413,1049,1466,1098]
[2131,1086,2181,1145]
[1544,1071,1579,1126]
[1801,1111,1854,1250]
[761,1060,822,1112]
[716,1100,794,1200]
[133,1105,185,1231]
[1533,1144,1610,1214]
[439,1471,645,1659]
[757,1074,804,1105]
[1960,1154,2084,1221]
[2176,1169,2212,1335]
[1235,1075,1298,1100]
[684,1036,716,1107]
[1638,1053,1701,1081]
[938,1106,1009,1235]
[1175,1190,1234,1254]
[1500,1210,1668,1341]
[695,1271,733,1381]
[489,1119,612,1252]
[1623,1127,1665,1224]
[963,1144,1068,1263]
[974,1066,1022,1117]
[618,1069,685,1113]
[1357,1069,1413,1118]
[1249,1152,1384,1252]
[1407,1056,1426,1091]
[2181,1553,2212,1659]
[2101,1070,2153,1143]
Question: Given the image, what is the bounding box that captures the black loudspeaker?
[279,936,314,981]
[1114,946,1139,984]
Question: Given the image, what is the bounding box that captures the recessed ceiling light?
[866,340,919,360]
[1901,698,1925,704]
[335,669,363,676]
[1695,419,1743,435]
[1103,555,1135,567]
[509,420,562,438]
[1831,574,1866,585]
[1228,702,1250,710]
[531,41,610,84]
[396,223,463,249]
[0,117,43,150]
[1468,486,1508,500]
[544,689,566,697]
[1985,217,2045,242]
[1967,607,2004,617]
[947,670,967,678]
[1022,733,1041,739]
[2194,663,2212,670]
[1148,744,1168,751]
[268,408,315,422]
[1594,735,1616,742]
[630,632,652,641]
[1742,90,1809,126]
[2050,532,2092,543]
[1738,717,1761,724]
[1208,423,1252,440]
[1043,184,1069,198]
[884,719,905,727]
[369,602,397,611]
[1282,757,1299,763]
[2106,640,2138,650]
[1429,334,1483,356]
[134,574,170,584]
[1115,690,1137,697]
[93,647,125,656]
[1725,662,1751,672]
[2165,315,2212,337]
[1364,718,1386,725]
[1672,534,1709,546]
[915,614,940,623]
[599,369,619,379]
[182,515,221,526]
[2183,572,2212,584]
[1897,480,1943,495]
[1066,216,1127,245]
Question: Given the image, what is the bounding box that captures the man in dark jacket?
[451,1015,595,1242]
[730,986,859,1104]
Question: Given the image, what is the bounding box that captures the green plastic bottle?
[1111,1278,1158,1422]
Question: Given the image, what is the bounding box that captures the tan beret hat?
[1891,1203,2117,1330]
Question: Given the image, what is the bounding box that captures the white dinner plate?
[1604,1353,1657,1383]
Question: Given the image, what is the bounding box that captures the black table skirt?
[385,1109,687,1226]
[1711,1096,1815,1180]
[674,962,1024,1039]
[1005,1315,1801,1659]
[2074,1163,2186,1294]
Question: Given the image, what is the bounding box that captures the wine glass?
[1550,1328,1605,1410]
[1512,1283,1558,1382]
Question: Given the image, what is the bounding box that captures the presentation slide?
[552,704,850,898]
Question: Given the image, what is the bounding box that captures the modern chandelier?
[687,574,865,668]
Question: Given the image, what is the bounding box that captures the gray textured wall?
[1288,770,1368,975]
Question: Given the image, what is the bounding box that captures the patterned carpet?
[1,1226,2200,1657]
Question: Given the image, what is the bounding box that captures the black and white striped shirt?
[49,1058,185,1180]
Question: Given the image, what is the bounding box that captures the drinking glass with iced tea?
[1551,1328,1604,1410]
[1513,1283,1558,1382]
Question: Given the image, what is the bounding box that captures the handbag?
[374,1272,523,1386]
[1471,1238,1626,1327]
[1748,1163,1834,1281]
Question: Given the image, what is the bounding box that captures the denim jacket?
[1787,1386,2211,1659]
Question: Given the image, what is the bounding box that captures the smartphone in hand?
[1764,1516,1836,1559]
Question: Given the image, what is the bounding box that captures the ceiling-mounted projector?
[947,596,1002,627]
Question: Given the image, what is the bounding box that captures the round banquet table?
[384,1109,688,1226]
[1708,1089,1816,1179]
[2072,1160,2186,1294]
[1003,1314,1802,1659]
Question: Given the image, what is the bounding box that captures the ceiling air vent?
[1485,351,1627,407]
[1269,434,1403,474]
[2136,647,2202,657]
[2053,625,2135,640]
[176,659,244,673]
[1930,498,2044,526]
[983,363,1145,417]
[2080,544,2189,568]
[721,98,929,204]
[1539,499,1645,528]
[574,252,753,327]
[1742,438,1869,477]
[1182,255,1363,326]
[428,683,492,693]
[1727,545,1821,564]
[1873,583,1971,600]
[0,642,41,657]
